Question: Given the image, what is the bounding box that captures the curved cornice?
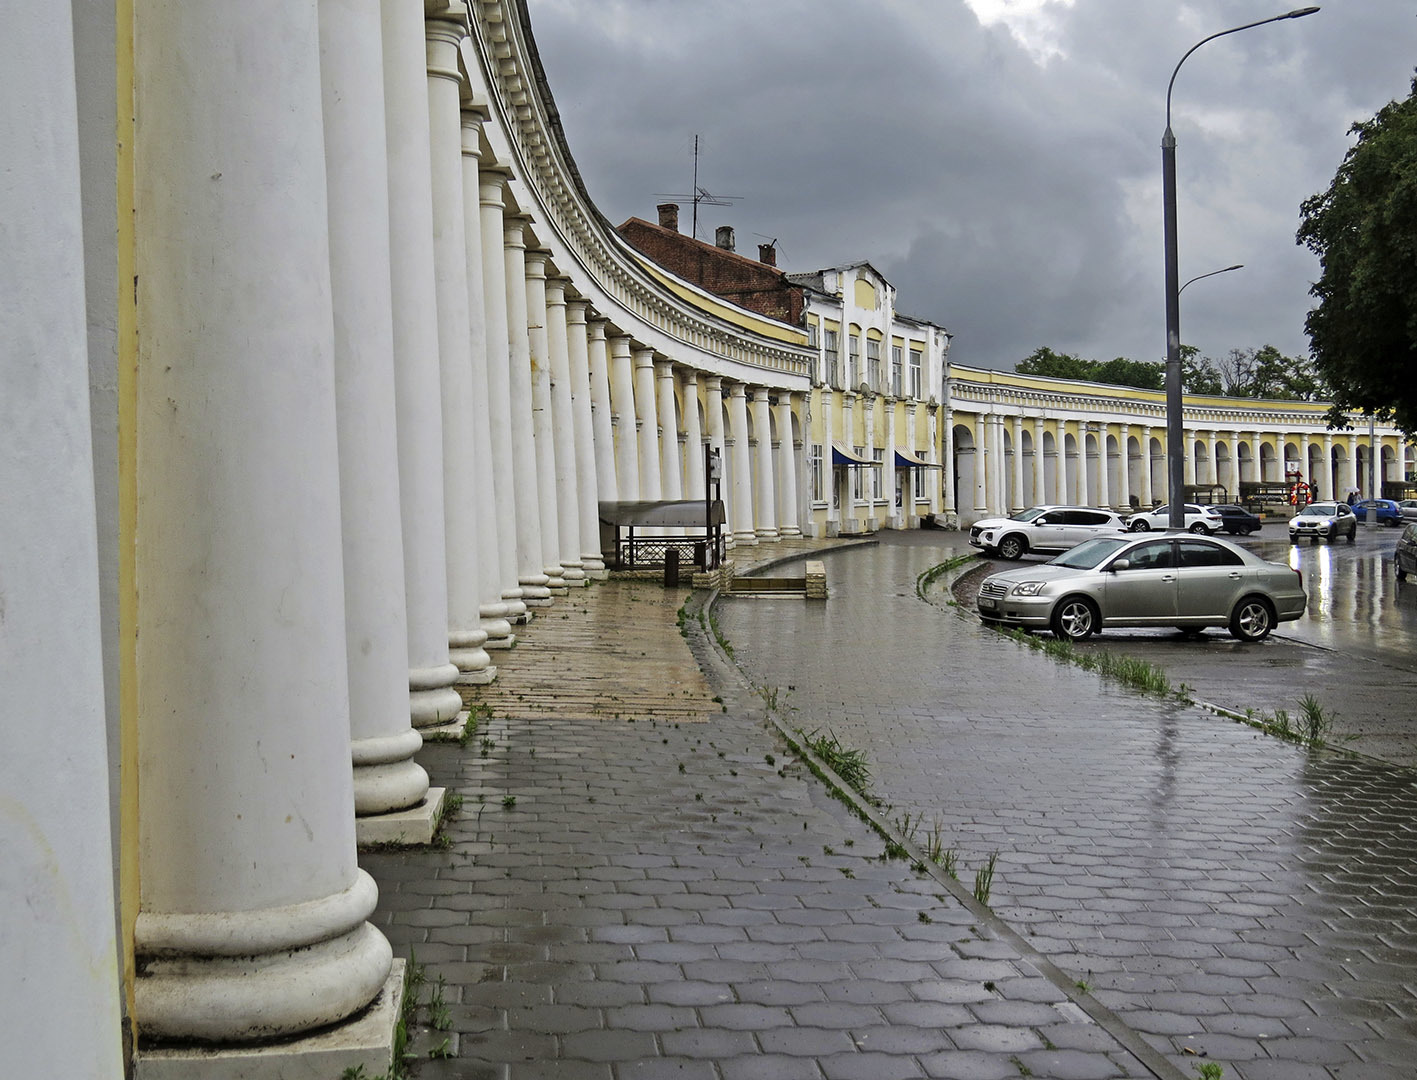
[465,0,812,387]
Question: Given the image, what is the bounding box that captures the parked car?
[1288,501,1357,543]
[1210,504,1262,536]
[1399,499,1417,522]
[976,532,1306,641]
[1397,522,1417,581]
[1351,498,1403,526]
[968,505,1128,560]
[1125,503,1224,534]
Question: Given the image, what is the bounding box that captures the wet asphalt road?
[714,532,1417,1079]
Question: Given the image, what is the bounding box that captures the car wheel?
[1129,519,1150,531]
[1229,596,1275,642]
[1051,596,1099,641]
[997,535,1027,561]
[1347,526,1356,543]
[1188,522,1208,534]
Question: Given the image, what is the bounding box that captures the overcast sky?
[526,0,1417,373]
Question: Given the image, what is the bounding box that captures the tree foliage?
[1298,74,1417,435]
[1016,347,1163,391]
[1184,345,1326,401]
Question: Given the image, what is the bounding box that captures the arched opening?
[1042,430,1059,503]
[953,423,978,518]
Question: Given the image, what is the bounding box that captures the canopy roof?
[894,448,940,468]
[599,500,726,528]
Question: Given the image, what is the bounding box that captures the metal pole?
[1161,6,1319,532]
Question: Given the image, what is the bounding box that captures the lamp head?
[1286,7,1320,17]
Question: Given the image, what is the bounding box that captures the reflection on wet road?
[716,534,1417,1078]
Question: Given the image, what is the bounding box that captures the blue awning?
[894,448,941,468]
[831,443,874,467]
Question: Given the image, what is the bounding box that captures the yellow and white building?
[5,0,1415,1075]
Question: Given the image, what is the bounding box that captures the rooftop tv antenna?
[654,135,741,241]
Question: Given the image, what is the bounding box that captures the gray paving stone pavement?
[714,532,1417,1080]
[362,546,1159,1079]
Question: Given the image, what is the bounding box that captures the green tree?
[1180,345,1223,395]
[1214,345,1326,400]
[1093,357,1164,391]
[1298,74,1417,434]
[1016,346,1094,381]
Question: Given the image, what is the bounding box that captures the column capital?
[586,317,608,341]
[524,249,549,276]
[632,345,656,369]
[608,333,632,358]
[726,381,747,399]
[565,298,589,324]
[502,219,526,248]
[703,374,723,393]
[544,277,567,305]
[654,357,676,378]
[459,111,484,155]
[425,18,468,69]
[479,173,506,207]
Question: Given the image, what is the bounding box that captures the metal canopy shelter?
[598,499,726,572]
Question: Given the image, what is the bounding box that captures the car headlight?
[1010,581,1047,596]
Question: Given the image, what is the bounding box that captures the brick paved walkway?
[715,532,1417,1080]
[363,539,1160,1080]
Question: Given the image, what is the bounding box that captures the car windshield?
[1008,507,1048,522]
[1049,536,1131,569]
[1299,505,1338,517]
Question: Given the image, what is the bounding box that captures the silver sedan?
[976,533,1307,642]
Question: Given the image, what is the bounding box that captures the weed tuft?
[796,728,871,795]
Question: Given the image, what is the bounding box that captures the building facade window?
[872,448,884,500]
[914,466,927,501]
[807,321,819,348]
[891,345,903,397]
[824,328,840,388]
[848,334,860,389]
[866,338,881,392]
[810,444,824,503]
[853,448,866,502]
[909,348,923,400]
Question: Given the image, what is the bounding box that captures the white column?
[634,347,663,501]
[545,279,586,586]
[727,383,757,545]
[1033,418,1047,507]
[1011,415,1025,512]
[927,406,942,517]
[1139,426,1154,506]
[775,396,801,537]
[683,370,706,502]
[609,334,640,500]
[3,1,123,1066]
[1054,422,1065,501]
[657,360,683,502]
[863,395,878,525]
[321,0,431,822]
[566,301,606,578]
[461,112,519,645]
[503,222,552,601]
[705,375,727,485]
[1323,432,1335,501]
[1183,428,1197,488]
[133,0,390,1039]
[883,399,899,526]
[1298,433,1312,485]
[381,0,463,728]
[1345,433,1360,496]
[751,388,779,540]
[524,252,566,592]
[1116,424,1131,511]
[426,15,492,681]
[1074,423,1089,507]
[588,319,618,504]
[478,177,531,613]
[942,409,956,513]
[1095,425,1111,509]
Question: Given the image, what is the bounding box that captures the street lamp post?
[1162,7,1319,531]
[1179,264,1243,296]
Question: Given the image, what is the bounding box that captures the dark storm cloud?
[527,1,1417,371]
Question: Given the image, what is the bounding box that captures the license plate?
[979,596,996,609]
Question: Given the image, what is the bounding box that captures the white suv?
[1126,503,1223,534]
[968,505,1129,560]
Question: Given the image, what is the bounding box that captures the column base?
[733,530,758,547]
[352,733,429,816]
[518,578,552,606]
[455,666,496,685]
[581,553,606,579]
[356,787,447,847]
[778,527,802,539]
[755,528,780,542]
[137,960,405,1080]
[410,663,462,730]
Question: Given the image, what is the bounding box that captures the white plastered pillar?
[657,359,683,502]
[775,396,801,537]
[1095,425,1111,509]
[1183,428,1197,489]
[587,320,618,504]
[1116,424,1132,511]
[1033,418,1046,506]
[460,112,518,645]
[609,334,641,500]
[524,252,566,592]
[132,0,390,1039]
[704,375,726,504]
[321,0,432,824]
[426,13,493,681]
[545,279,586,586]
[727,383,757,545]
[634,347,664,502]
[381,0,463,729]
[1054,423,1068,504]
[1139,426,1154,506]
[478,176,530,616]
[1345,433,1360,496]
[567,302,606,578]
[683,370,706,502]
[503,222,552,602]
[3,1,123,1067]
[1011,415,1025,512]
[750,388,779,540]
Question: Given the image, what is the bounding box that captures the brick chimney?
[715,225,735,252]
[656,202,679,232]
[758,243,777,267]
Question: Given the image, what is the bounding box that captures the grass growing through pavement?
[796,727,871,796]
[994,625,1180,699]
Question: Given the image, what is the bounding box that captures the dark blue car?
[1211,504,1262,535]
[1352,498,1403,526]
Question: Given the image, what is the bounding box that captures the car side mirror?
[1035,516,1050,525]
[1109,559,1130,573]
